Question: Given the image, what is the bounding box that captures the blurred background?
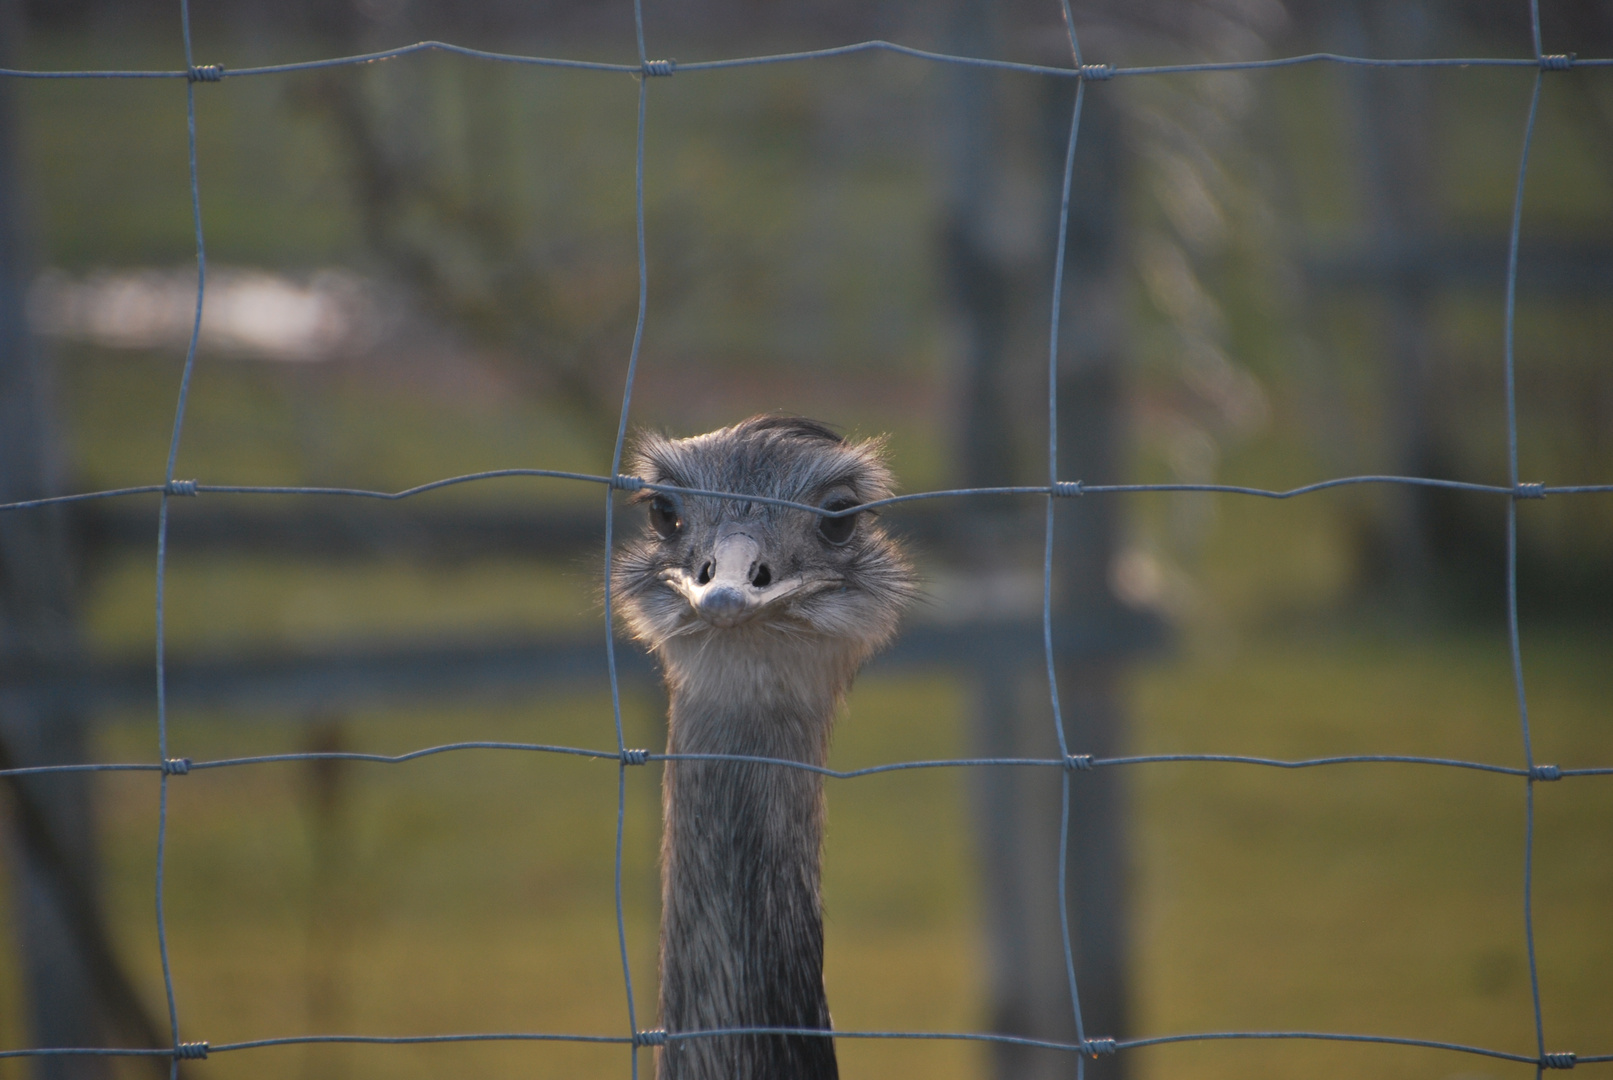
[0,0,1609,1078]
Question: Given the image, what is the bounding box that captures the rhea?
[613,416,914,1080]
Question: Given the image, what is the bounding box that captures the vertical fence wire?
[1507,6,1549,1071]
[0,0,1607,1072]
[153,0,210,1070]
[1044,1,1090,1069]
[607,3,657,1074]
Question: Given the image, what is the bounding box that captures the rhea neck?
[655,628,858,1080]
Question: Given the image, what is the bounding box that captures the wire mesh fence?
[1,0,1611,1075]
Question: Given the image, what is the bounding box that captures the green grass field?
[10,630,1596,1080]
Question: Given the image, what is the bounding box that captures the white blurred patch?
[1110,548,1166,609]
[29,267,386,362]
[1110,545,1203,628]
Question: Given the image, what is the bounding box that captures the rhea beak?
[661,528,819,629]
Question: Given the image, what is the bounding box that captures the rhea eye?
[648,494,683,540]
[817,497,858,546]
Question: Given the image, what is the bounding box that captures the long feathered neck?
[656,629,859,1080]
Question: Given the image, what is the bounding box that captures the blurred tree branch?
[291,65,638,437]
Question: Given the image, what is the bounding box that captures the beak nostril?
[751,564,772,589]
[697,561,713,586]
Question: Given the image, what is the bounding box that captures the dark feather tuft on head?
[730,414,845,445]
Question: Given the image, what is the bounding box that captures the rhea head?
[612,416,913,702]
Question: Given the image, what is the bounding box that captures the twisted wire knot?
[641,59,677,77]
[187,64,224,82]
[1079,64,1116,81]
[1083,1037,1117,1057]
[174,1042,209,1060]
[1053,480,1084,498]
[162,757,192,776]
[165,479,199,497]
[612,474,645,492]
[621,748,650,766]
[1539,53,1575,71]
[1515,482,1546,499]
[1543,1051,1577,1069]
[1529,763,1562,781]
[634,1029,668,1047]
[1064,754,1094,771]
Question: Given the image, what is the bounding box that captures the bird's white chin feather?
[621,586,895,714]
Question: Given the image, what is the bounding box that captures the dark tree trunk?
[945,4,1133,1076]
[0,7,109,1075]
[0,12,176,1075]
[1330,0,1441,605]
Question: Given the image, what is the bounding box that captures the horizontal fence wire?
[1,38,1610,81]
[4,473,1613,515]
[5,748,1612,783]
[1,0,1610,1074]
